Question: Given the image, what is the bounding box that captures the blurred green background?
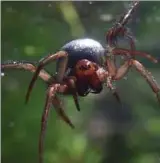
[1,1,160,163]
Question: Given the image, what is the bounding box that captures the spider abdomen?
[60,38,105,69]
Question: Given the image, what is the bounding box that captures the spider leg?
[106,76,121,104]
[66,77,80,111]
[47,82,75,128]
[39,85,55,163]
[26,51,68,104]
[113,60,131,80]
[111,59,160,103]
[112,48,159,63]
[1,60,52,83]
[105,57,122,103]
[105,45,152,102]
[125,34,136,52]
[2,60,77,125]
[52,94,75,128]
[105,56,117,77]
[51,76,80,112]
[107,48,158,85]
[106,1,139,49]
[39,83,74,163]
[130,59,160,104]
[119,1,139,26]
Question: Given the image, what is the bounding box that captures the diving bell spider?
[2,1,160,163]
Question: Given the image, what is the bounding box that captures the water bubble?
[24,46,36,56]
[100,14,113,22]
[121,56,125,60]
[1,72,5,77]
[48,4,52,7]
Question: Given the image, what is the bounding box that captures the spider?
[2,1,160,163]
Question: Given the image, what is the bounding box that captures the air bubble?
[48,4,52,7]
[100,14,113,22]
[1,72,5,77]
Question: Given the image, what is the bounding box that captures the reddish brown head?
[75,59,107,93]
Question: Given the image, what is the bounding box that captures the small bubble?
[88,1,93,4]
[48,4,52,7]
[100,14,113,22]
[1,72,5,77]
[121,56,125,60]
[24,46,36,56]
[123,76,128,80]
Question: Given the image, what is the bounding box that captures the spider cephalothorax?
[74,59,104,94]
[2,1,160,163]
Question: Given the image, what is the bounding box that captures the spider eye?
[75,59,97,76]
[78,64,91,71]
[87,65,91,69]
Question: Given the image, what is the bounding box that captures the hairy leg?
[26,51,68,103]
[1,60,75,127]
[112,59,160,103]
[131,59,160,103]
[106,1,139,50]
[66,77,80,111]
[1,60,52,82]
[106,76,121,103]
[112,48,158,63]
[39,85,55,163]
[53,95,75,128]
[39,83,74,163]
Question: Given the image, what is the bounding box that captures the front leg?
[105,56,122,103]
[106,1,139,51]
[26,51,68,103]
[1,60,52,83]
[39,83,75,163]
[112,59,160,104]
[1,60,77,127]
[65,76,80,111]
[131,59,160,104]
